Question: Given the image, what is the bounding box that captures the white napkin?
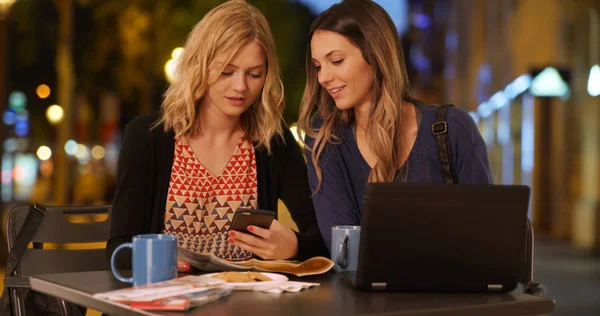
[252,281,320,294]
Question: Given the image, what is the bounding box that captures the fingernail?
[248,226,254,232]
[183,263,190,269]
[229,231,235,237]
[228,238,234,243]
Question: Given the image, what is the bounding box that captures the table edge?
[30,276,157,316]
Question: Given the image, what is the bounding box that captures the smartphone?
[228,208,276,234]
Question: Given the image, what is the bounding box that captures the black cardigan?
[107,115,329,267]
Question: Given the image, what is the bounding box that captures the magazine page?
[177,247,251,272]
[236,256,334,277]
[94,275,227,302]
[178,247,334,276]
[128,288,232,311]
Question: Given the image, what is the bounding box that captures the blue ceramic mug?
[110,234,177,287]
[331,226,361,272]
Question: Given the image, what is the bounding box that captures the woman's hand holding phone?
[228,219,298,260]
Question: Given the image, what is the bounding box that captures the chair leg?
[523,220,548,297]
[58,298,72,316]
[523,219,534,294]
[524,282,548,297]
[11,288,24,316]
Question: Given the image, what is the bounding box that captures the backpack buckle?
[432,121,448,135]
[33,203,47,215]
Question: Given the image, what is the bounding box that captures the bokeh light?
[64,140,78,156]
[2,110,16,125]
[171,47,184,59]
[588,64,600,97]
[36,146,52,161]
[3,138,17,153]
[91,145,105,160]
[13,166,25,182]
[46,104,64,124]
[36,84,51,99]
[164,59,178,83]
[75,144,91,164]
[165,47,184,83]
[8,91,26,113]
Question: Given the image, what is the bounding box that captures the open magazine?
[94,275,232,311]
[177,247,334,277]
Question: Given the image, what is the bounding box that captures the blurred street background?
[0,0,599,315]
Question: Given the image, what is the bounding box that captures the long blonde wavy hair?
[298,0,413,188]
[157,0,284,153]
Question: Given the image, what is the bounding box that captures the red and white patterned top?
[163,137,258,261]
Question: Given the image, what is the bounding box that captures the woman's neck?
[353,101,371,133]
[194,102,242,140]
[354,100,416,140]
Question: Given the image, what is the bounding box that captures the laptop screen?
[353,183,530,292]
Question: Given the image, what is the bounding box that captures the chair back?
[3,204,111,316]
[5,204,112,277]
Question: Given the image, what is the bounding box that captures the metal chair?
[3,203,111,316]
[523,219,548,296]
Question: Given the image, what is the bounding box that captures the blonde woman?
[298,0,493,250]
[108,0,328,271]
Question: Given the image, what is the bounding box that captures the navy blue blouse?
[304,102,493,250]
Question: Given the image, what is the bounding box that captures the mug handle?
[111,242,133,284]
[336,235,349,268]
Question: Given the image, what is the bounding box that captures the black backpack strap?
[432,105,459,184]
[5,203,47,277]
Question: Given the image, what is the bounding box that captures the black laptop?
[345,183,530,292]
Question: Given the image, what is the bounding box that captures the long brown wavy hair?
[157,0,284,153]
[298,0,412,188]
